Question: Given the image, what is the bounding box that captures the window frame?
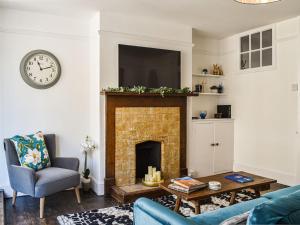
[237,25,276,74]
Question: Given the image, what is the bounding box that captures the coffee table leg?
[192,201,201,214]
[174,197,181,212]
[254,188,261,197]
[229,191,237,205]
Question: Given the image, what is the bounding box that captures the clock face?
[20,50,61,89]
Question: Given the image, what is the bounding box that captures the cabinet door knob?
[215,143,219,146]
[211,143,215,146]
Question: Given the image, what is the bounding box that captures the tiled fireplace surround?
[104,93,188,198]
[115,107,180,186]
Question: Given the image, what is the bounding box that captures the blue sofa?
[134,185,300,225]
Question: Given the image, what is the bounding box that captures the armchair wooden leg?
[75,187,81,204]
[12,191,17,206]
[40,197,45,219]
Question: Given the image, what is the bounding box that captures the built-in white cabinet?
[188,119,234,177]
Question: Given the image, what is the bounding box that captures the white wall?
[97,12,193,194]
[220,17,300,186]
[0,9,99,196]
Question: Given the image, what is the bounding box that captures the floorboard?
[4,183,287,225]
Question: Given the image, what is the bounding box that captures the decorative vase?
[199,111,207,119]
[81,177,91,192]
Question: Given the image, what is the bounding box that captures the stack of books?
[168,177,207,194]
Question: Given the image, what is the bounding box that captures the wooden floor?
[5,190,117,225]
[4,183,287,225]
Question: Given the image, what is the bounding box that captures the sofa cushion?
[189,197,269,225]
[10,131,51,171]
[247,190,300,225]
[262,185,300,200]
[35,167,80,197]
[220,211,250,225]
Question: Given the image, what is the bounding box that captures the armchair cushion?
[10,131,51,171]
[35,167,80,197]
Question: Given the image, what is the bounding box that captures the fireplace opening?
[135,141,161,180]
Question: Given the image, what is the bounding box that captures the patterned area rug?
[57,190,257,225]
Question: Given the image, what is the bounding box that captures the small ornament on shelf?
[212,64,224,76]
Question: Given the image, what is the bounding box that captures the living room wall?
[0,9,99,196]
[219,16,300,186]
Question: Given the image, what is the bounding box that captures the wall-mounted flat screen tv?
[119,44,181,89]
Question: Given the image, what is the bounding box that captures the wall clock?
[20,50,61,89]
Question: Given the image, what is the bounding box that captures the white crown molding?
[98,30,194,48]
[0,26,91,41]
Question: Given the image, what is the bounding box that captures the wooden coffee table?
[159,171,276,214]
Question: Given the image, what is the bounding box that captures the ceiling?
[1,0,300,38]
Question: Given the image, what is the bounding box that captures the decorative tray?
[142,179,164,187]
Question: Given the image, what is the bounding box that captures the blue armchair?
[3,134,81,218]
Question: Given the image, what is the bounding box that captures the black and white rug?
[57,190,257,225]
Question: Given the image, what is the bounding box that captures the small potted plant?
[81,136,96,192]
[217,84,224,94]
[210,85,219,93]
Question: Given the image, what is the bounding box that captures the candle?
[152,167,156,175]
[145,174,149,182]
[148,166,153,177]
[150,176,154,182]
[156,171,161,181]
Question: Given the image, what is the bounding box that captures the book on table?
[169,177,207,193]
[168,183,204,194]
[224,174,254,183]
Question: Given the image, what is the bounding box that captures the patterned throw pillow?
[10,131,51,171]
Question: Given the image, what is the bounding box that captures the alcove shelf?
[192,73,225,78]
[196,92,226,96]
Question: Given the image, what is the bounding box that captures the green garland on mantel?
[102,86,192,97]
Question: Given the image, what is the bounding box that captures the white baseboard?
[234,162,298,186]
[90,176,104,195]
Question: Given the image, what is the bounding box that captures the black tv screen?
[119,45,181,88]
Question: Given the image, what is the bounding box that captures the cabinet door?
[189,122,214,177]
[213,122,234,174]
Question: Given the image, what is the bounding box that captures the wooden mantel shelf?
[100,91,198,97]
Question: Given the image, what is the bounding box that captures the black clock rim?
[20,49,61,89]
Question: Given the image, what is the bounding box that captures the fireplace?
[103,92,190,201]
[136,141,161,180]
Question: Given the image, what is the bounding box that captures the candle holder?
[142,166,164,187]
[142,178,164,187]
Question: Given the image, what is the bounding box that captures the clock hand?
[42,66,53,70]
[37,61,43,71]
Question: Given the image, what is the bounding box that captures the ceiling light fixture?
[234,0,281,4]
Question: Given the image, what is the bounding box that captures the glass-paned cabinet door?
[239,27,274,71]
[240,35,249,70]
[262,29,272,48]
[251,51,260,68]
[241,53,249,70]
[251,32,260,50]
[241,35,249,52]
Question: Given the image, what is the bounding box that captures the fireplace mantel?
[104,92,189,201]
[100,91,198,97]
